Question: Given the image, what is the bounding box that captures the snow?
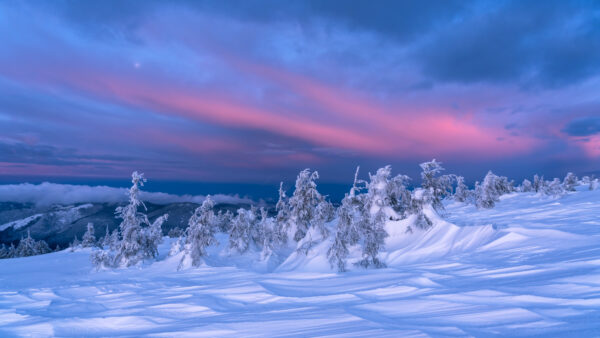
[1,186,600,336]
[0,214,43,232]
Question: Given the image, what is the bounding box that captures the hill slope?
[1,187,599,336]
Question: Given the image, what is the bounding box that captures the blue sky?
[1,0,599,187]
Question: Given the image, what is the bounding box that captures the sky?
[1,0,599,191]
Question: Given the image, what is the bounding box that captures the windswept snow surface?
[2,187,600,336]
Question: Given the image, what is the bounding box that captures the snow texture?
[1,186,600,336]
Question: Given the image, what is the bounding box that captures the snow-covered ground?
[1,187,600,337]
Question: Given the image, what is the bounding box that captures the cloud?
[562,117,600,137]
[416,1,600,87]
[0,182,253,206]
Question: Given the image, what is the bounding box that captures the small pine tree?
[180,196,217,267]
[521,179,533,192]
[91,172,168,268]
[420,159,454,212]
[476,171,500,209]
[544,178,565,197]
[259,207,277,260]
[275,182,290,243]
[327,191,362,272]
[229,208,254,254]
[16,230,50,257]
[288,169,324,242]
[101,225,111,247]
[215,210,234,233]
[533,174,545,193]
[112,171,148,266]
[563,172,578,191]
[356,208,388,269]
[590,178,599,191]
[70,235,81,252]
[82,223,96,248]
[454,176,469,202]
[0,244,9,259]
[168,227,184,238]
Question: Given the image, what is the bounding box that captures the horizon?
[1,1,600,185]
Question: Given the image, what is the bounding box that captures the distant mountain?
[0,201,254,248]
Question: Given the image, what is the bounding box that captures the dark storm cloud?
[417,0,600,87]
[563,117,600,137]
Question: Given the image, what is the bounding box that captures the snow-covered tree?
[409,188,433,229]
[168,227,184,238]
[92,172,168,268]
[288,169,326,243]
[70,235,81,251]
[82,223,96,248]
[563,172,578,191]
[356,208,388,269]
[142,214,168,259]
[259,208,277,260]
[15,230,50,257]
[275,182,290,244]
[533,174,545,193]
[0,244,8,259]
[476,171,501,209]
[420,159,454,211]
[100,225,111,247]
[180,196,217,267]
[215,210,234,233]
[327,191,363,272]
[590,178,599,191]
[388,173,412,216]
[454,176,469,202]
[544,178,565,197]
[521,179,533,192]
[229,207,255,254]
[110,172,168,267]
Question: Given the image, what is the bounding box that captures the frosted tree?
[16,230,50,257]
[181,196,217,267]
[70,235,81,251]
[521,179,533,192]
[454,176,469,202]
[563,172,578,191]
[259,207,277,260]
[388,173,412,216]
[544,178,565,197]
[533,174,545,193]
[101,225,112,247]
[142,214,168,259]
[420,159,454,211]
[92,171,168,268]
[476,171,501,209]
[409,188,433,229]
[7,243,16,258]
[365,166,393,214]
[288,169,326,243]
[82,223,96,247]
[167,227,184,238]
[215,210,234,233]
[112,172,168,267]
[590,178,599,191]
[327,191,363,272]
[275,182,290,243]
[0,244,7,259]
[249,206,264,247]
[229,208,254,254]
[356,208,388,269]
[108,229,120,250]
[494,176,515,194]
